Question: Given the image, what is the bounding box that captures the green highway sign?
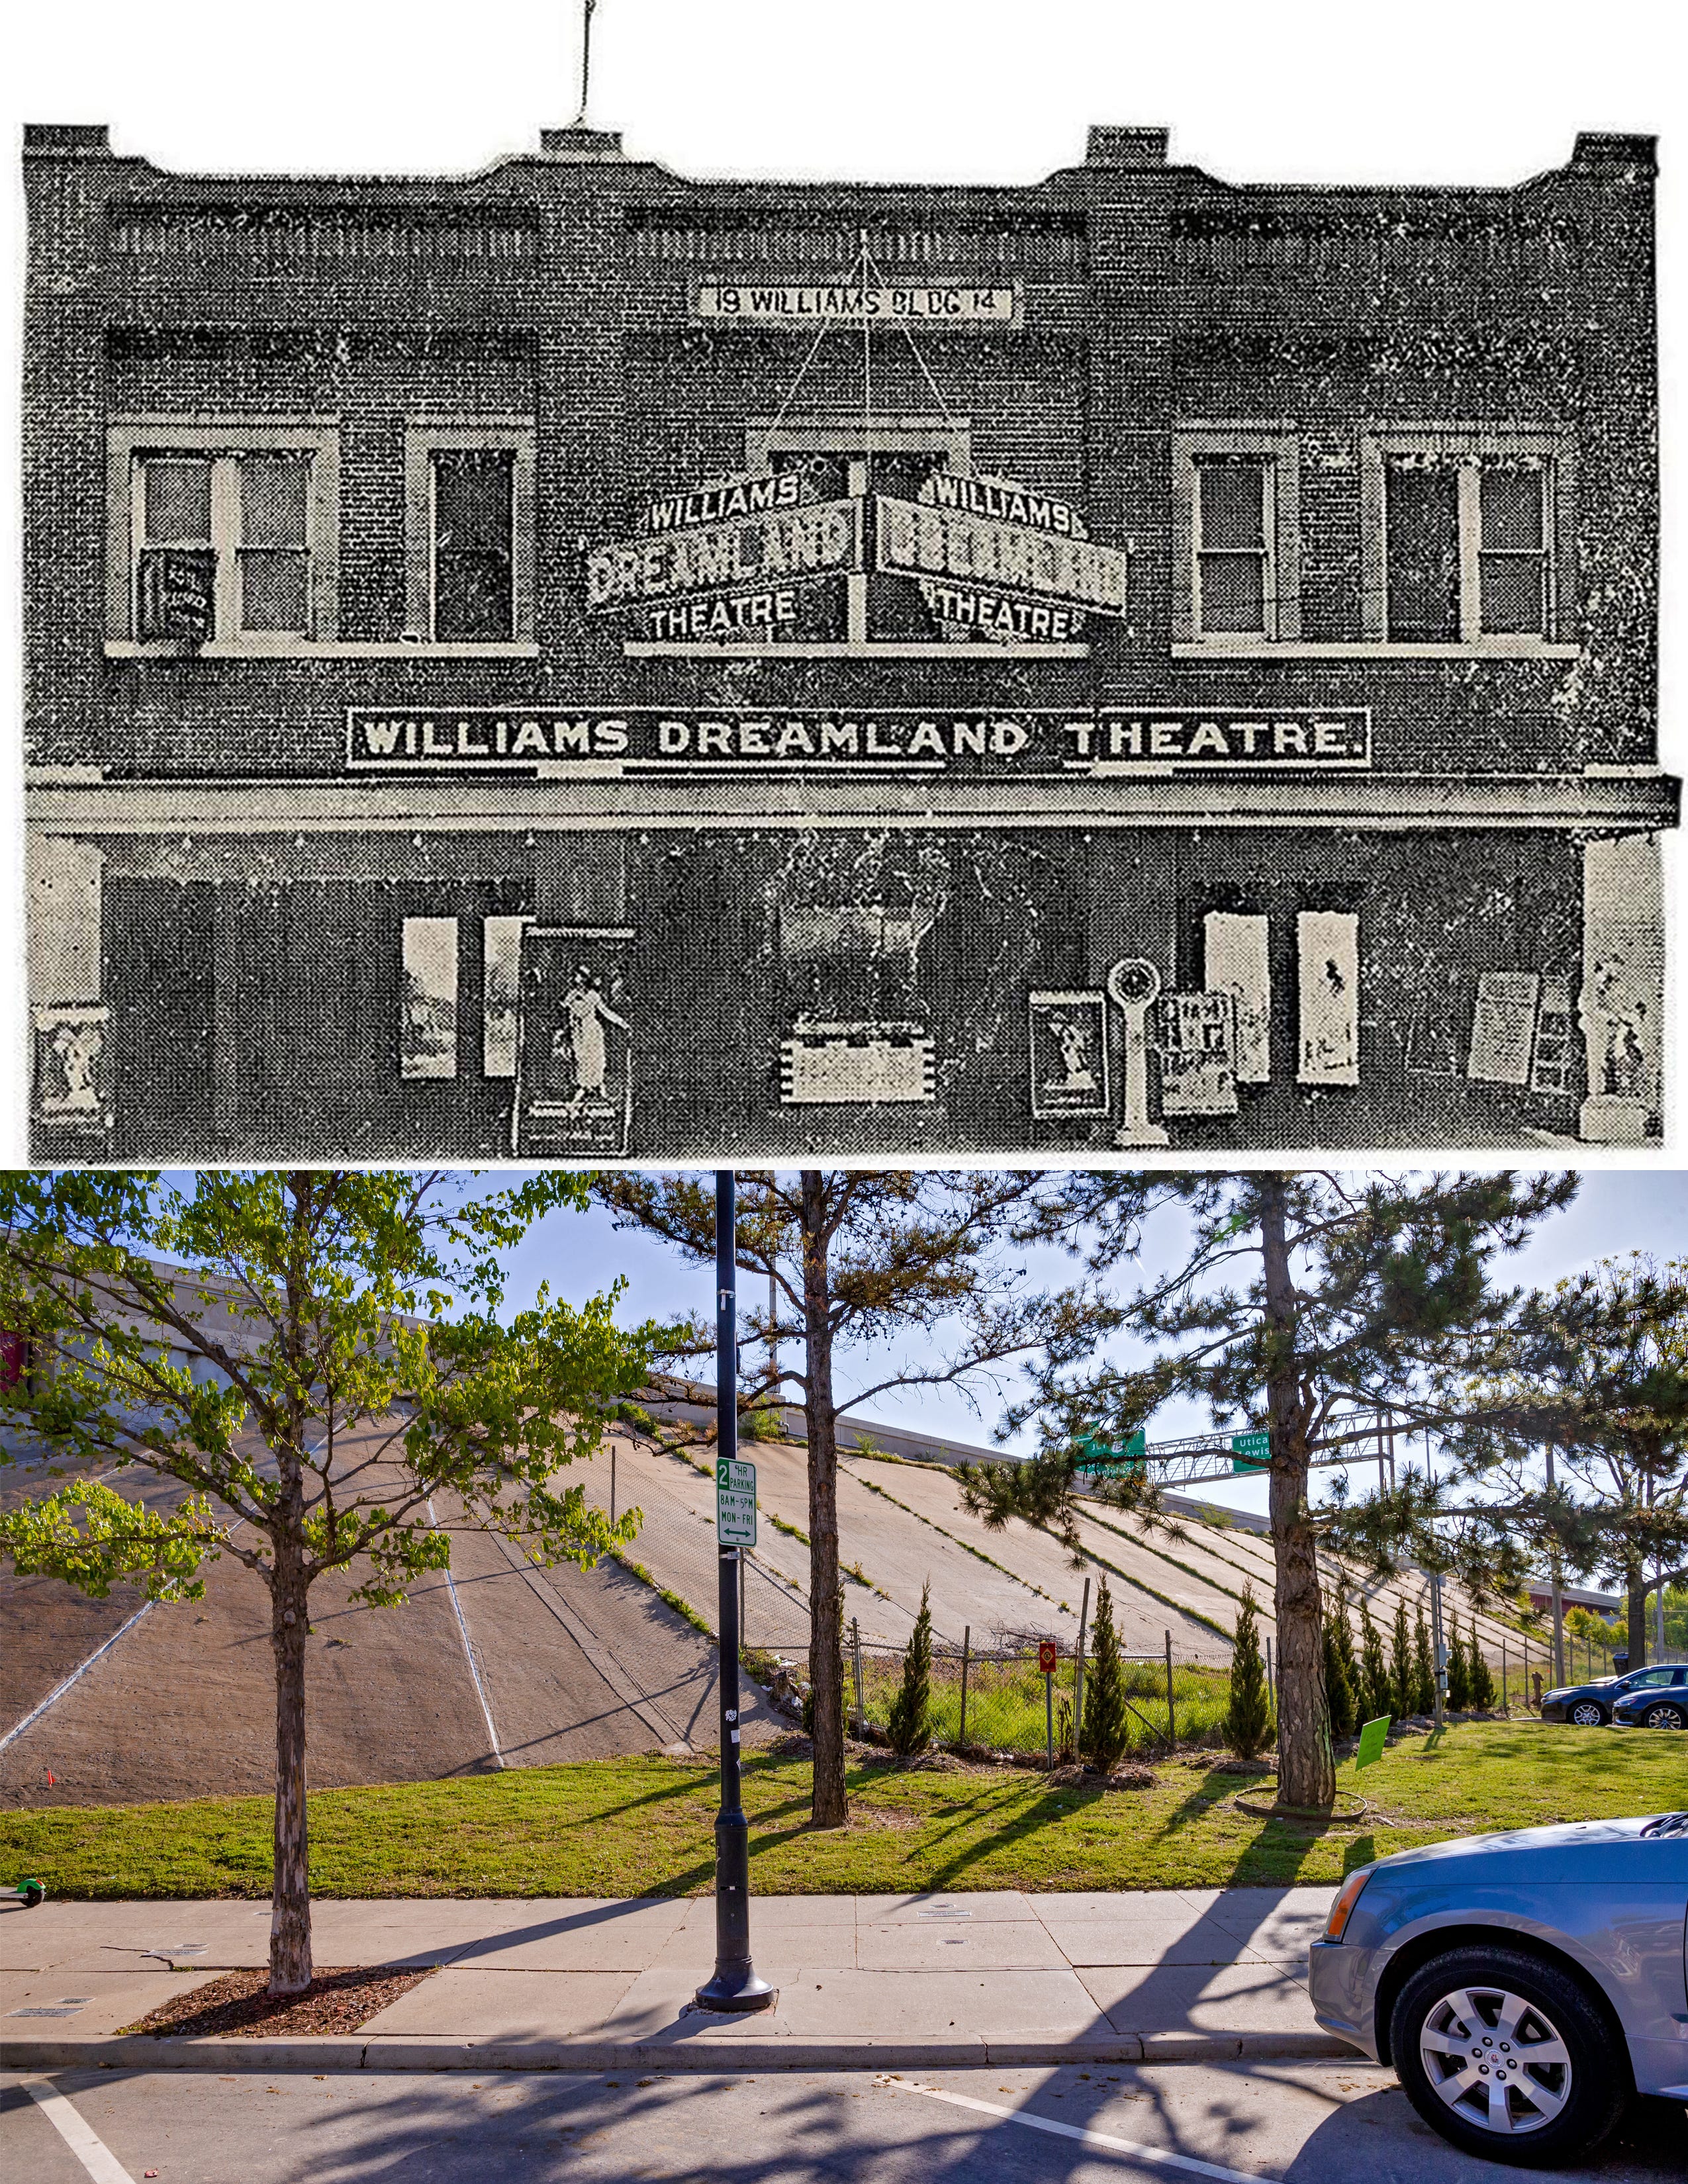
[1354,1714,1390,1770]
[1231,1430,1271,1473]
[716,1457,757,1546]
[1076,1428,1147,1477]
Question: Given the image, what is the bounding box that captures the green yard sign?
[1230,1430,1271,1473]
[715,1457,757,1546]
[1354,1714,1390,1770]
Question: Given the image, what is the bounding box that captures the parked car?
[1309,1811,1688,2165]
[1613,1667,1688,1731]
[1540,1662,1685,1726]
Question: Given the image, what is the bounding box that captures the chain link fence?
[746,1625,1233,1765]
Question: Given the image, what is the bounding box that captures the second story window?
[1195,457,1270,635]
[1364,432,1569,648]
[404,423,536,649]
[432,450,514,641]
[108,421,338,653]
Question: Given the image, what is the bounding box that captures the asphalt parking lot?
[4,2060,1685,2183]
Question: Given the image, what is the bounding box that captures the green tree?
[884,1581,935,1756]
[1323,1610,1356,1741]
[1225,1584,1272,1760]
[1358,1596,1393,1724]
[1413,1604,1437,1715]
[1445,1618,1472,1710]
[1389,1596,1415,1721]
[1328,1573,1362,1731]
[592,1171,1060,1829]
[1082,1570,1130,1772]
[974,1171,1573,1809]
[1467,1615,1497,1709]
[0,1171,651,1996]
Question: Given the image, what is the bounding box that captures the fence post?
[1501,1631,1508,1715]
[1045,1664,1055,1769]
[610,1441,617,1529]
[959,1625,970,1751]
[851,1617,865,1740]
[1074,1576,1091,1764]
[1164,1629,1176,1750]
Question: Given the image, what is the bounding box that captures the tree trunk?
[1258,1175,1335,1811]
[1626,1561,1648,1669]
[800,1169,848,1829]
[269,1530,312,1994]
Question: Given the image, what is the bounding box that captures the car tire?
[1640,1703,1685,1731]
[1566,1702,1606,1727]
[1389,1944,1629,2168]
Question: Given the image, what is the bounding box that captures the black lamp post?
[694,1168,775,2014]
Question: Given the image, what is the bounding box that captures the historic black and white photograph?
[13,6,1684,1163]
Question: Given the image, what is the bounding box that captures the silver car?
[1308,1811,1688,2167]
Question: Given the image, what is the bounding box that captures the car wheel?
[1641,1704,1685,1731]
[1566,1701,1606,1727]
[1389,1944,1628,2168]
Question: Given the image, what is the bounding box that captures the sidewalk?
[0,1888,1356,2074]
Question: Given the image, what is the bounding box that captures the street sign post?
[1039,1637,1058,1767]
[694,1170,774,2016]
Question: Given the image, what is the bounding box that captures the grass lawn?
[1,1722,1680,1902]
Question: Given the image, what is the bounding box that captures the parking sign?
[716,1457,757,1546]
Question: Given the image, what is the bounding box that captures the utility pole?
[695,1170,774,2015]
[1429,1570,1446,1728]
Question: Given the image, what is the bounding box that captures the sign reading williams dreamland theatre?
[346,707,1372,772]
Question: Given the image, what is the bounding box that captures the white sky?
[3,0,1687,1158]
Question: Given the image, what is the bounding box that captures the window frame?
[1172,428,1301,647]
[1360,426,1575,650]
[404,420,536,650]
[106,419,340,655]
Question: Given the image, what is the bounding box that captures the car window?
[1633,1668,1676,1686]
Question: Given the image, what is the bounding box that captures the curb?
[1,2029,1358,2075]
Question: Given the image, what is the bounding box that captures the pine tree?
[1413,1604,1436,1716]
[1082,1570,1130,1772]
[1389,1596,1415,1721]
[1323,1606,1356,1742]
[1225,1584,1273,1760]
[1445,1619,1472,1711]
[1330,1575,1362,1727]
[1358,1597,1393,1723]
[885,1581,935,1755]
[1467,1615,1497,1709]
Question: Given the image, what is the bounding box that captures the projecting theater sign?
[346,707,1372,773]
[583,457,1129,649]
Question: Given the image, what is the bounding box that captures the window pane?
[240,455,309,549]
[1197,459,1266,549]
[1384,459,1460,640]
[238,551,308,633]
[434,554,513,641]
[1479,464,1544,552]
[435,452,512,553]
[400,917,458,1079]
[143,458,212,544]
[483,915,526,1079]
[1479,555,1546,636]
[1198,551,1266,633]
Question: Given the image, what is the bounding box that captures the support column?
[1578,833,1664,1143]
[27,833,112,1158]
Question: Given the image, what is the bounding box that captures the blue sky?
[496,1167,1688,1520]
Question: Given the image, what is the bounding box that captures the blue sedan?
[1309,1811,1688,2165]
[1541,1662,1687,1727]
[1613,1670,1688,1733]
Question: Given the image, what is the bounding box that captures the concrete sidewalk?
[0,1888,1357,2074]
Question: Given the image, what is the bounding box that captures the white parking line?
[883,2078,1268,2183]
[23,2080,138,2184]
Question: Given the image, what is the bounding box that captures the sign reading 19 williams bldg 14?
[21,120,1678,1160]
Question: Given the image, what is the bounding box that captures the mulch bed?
[118,1965,436,2039]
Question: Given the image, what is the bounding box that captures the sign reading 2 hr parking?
[716,1458,757,1547]
[347,707,1373,774]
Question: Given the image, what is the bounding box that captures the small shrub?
[1358,1597,1393,1725]
[1224,1585,1272,1760]
[885,1583,935,1756]
[1445,1620,1472,1711]
[1467,1617,1497,1709]
[1413,1606,1436,1715]
[1323,1608,1356,1741]
[1389,1598,1415,1721]
[1082,1572,1130,1771]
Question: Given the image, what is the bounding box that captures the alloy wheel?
[1417,1983,1572,2136]
[1568,1702,1603,1726]
[1642,1704,1685,1730]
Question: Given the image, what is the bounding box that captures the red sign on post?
[1038,1639,1058,1675]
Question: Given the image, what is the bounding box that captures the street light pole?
[696,1169,774,2015]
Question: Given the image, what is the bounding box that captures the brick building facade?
[22,121,1677,1159]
